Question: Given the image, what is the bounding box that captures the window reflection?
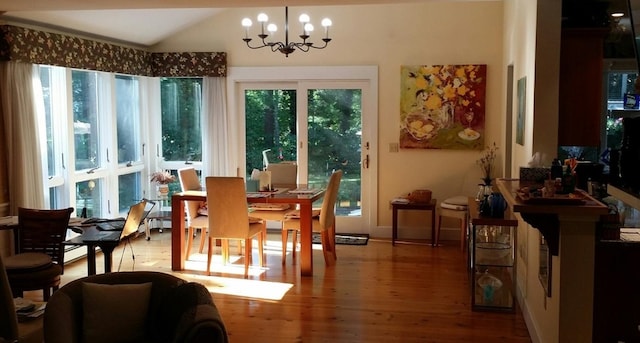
[76,179,101,218]
[116,75,141,164]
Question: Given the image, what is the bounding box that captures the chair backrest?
[205,177,250,239]
[178,167,204,221]
[17,207,74,270]
[266,163,297,187]
[319,170,343,230]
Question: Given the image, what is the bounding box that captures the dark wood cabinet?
[558,28,609,147]
[593,240,640,342]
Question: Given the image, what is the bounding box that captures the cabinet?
[558,28,609,147]
[468,198,518,312]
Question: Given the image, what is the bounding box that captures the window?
[115,75,142,164]
[36,67,147,218]
[158,77,204,195]
[605,71,637,151]
[160,78,203,162]
[72,70,101,171]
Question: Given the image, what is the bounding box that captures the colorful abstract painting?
[400,65,487,149]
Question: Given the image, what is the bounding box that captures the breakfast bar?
[496,178,608,343]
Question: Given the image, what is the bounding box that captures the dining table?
[171,186,325,276]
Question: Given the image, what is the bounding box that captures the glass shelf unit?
[468,198,518,312]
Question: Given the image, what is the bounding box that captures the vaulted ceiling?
[0,0,475,47]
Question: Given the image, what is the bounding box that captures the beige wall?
[153,1,505,239]
[504,0,566,342]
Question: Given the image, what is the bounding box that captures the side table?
[145,197,172,240]
[391,199,437,246]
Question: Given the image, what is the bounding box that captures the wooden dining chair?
[266,162,297,187]
[4,207,74,301]
[205,177,265,278]
[178,167,208,260]
[282,169,343,266]
[249,163,296,250]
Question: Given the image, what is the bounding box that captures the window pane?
[76,179,102,218]
[72,70,101,170]
[116,75,141,164]
[40,66,56,176]
[244,89,297,175]
[160,78,202,162]
[307,89,362,216]
[119,172,142,212]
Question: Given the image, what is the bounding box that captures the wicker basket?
[407,189,432,203]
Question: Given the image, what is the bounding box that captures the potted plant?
[150,170,176,196]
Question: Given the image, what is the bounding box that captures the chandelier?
[241,7,332,57]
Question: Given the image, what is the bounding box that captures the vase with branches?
[476,142,498,186]
[150,170,176,197]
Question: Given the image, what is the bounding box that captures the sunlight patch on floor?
[181,272,293,301]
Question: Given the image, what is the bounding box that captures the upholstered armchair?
[43,271,228,343]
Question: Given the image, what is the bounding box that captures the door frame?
[227,66,378,234]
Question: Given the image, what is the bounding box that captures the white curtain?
[202,77,236,177]
[0,62,45,213]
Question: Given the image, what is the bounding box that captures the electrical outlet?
[389,143,399,152]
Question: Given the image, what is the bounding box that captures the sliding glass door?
[238,75,374,233]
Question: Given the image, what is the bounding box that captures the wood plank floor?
[49,230,531,342]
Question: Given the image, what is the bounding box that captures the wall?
[504,0,565,342]
[153,1,505,240]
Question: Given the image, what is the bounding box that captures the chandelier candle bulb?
[322,18,332,39]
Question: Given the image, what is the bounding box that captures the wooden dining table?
[171,186,325,276]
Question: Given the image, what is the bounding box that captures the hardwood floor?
[51,230,531,342]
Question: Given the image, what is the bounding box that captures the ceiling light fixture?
[241,7,332,57]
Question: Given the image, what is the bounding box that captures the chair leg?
[329,224,337,261]
[244,238,251,278]
[460,217,468,251]
[258,233,265,267]
[320,229,336,266]
[43,288,51,301]
[437,215,443,246]
[292,230,298,261]
[185,226,194,260]
[282,229,289,265]
[198,228,206,253]
[206,237,214,275]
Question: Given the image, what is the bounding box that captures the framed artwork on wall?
[516,77,526,146]
[399,64,486,150]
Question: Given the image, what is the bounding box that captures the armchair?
[43,271,228,343]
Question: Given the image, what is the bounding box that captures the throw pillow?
[82,282,152,343]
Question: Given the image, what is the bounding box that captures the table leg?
[299,203,314,276]
[86,245,97,276]
[99,244,117,273]
[171,197,186,271]
[431,208,436,247]
[392,205,398,246]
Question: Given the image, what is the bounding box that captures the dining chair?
[178,167,208,260]
[266,162,298,187]
[4,207,74,301]
[248,162,297,251]
[205,177,265,278]
[282,169,343,266]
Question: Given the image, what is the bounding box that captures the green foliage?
[160,78,203,161]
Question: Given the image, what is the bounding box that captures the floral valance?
[0,25,226,77]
